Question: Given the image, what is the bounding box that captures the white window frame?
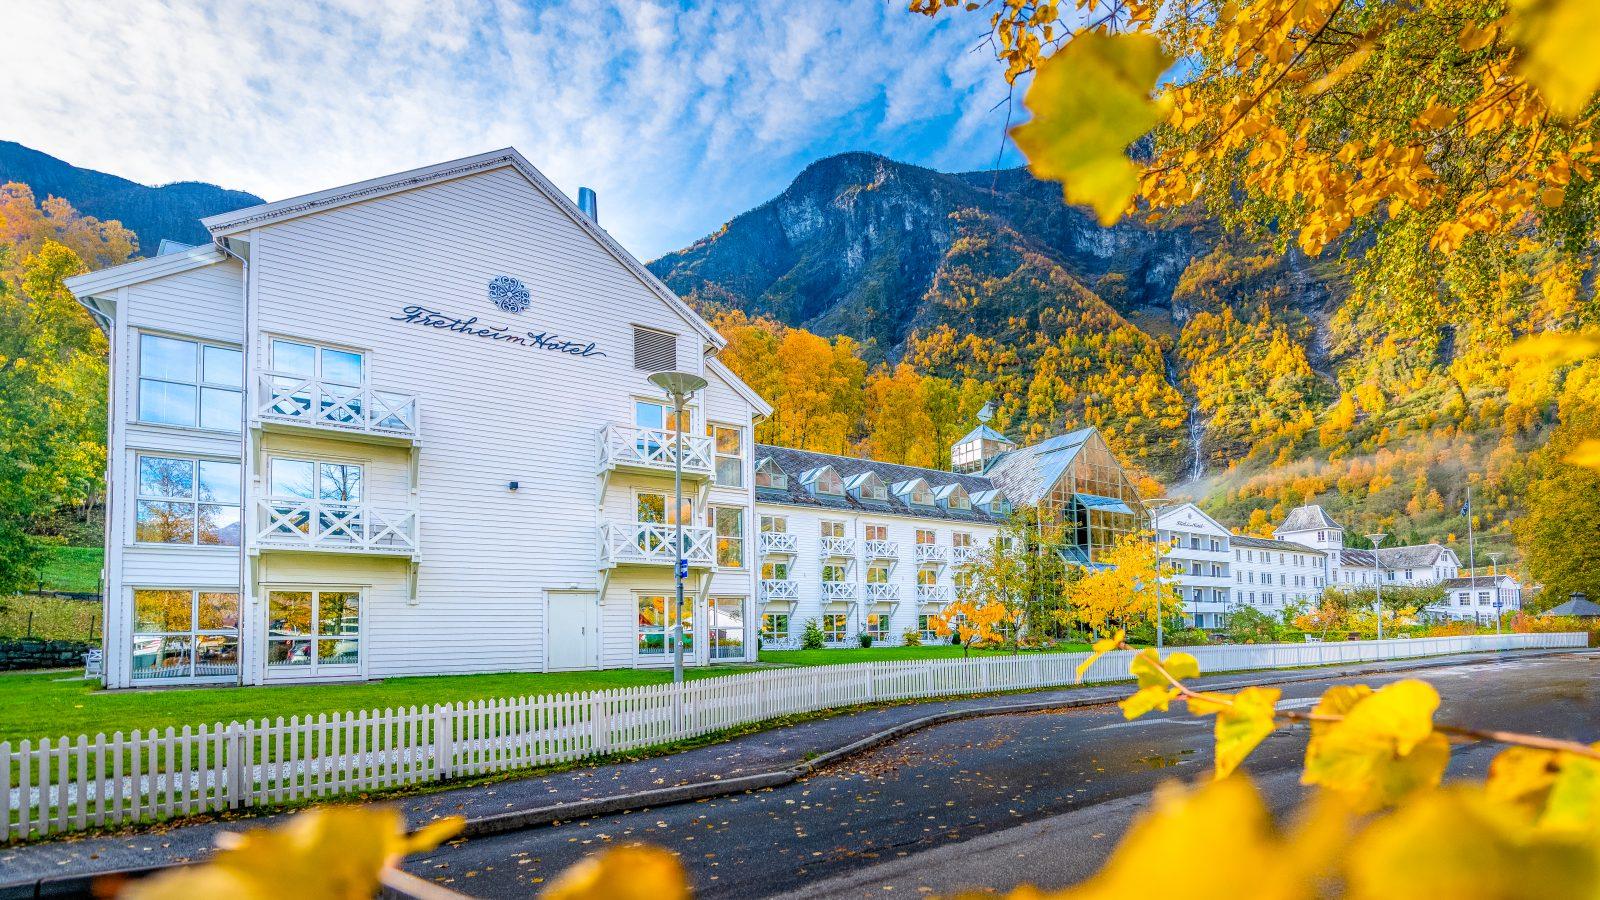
[635,591,693,661]
[709,505,746,569]
[755,458,788,490]
[131,453,242,548]
[263,585,364,679]
[708,422,745,488]
[135,331,243,433]
[129,587,241,684]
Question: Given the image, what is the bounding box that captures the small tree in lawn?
[935,507,1067,655]
[1058,529,1182,642]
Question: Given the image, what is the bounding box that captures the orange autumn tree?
[1058,530,1183,639]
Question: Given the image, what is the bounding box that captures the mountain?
[0,141,262,253]
[648,151,1537,563]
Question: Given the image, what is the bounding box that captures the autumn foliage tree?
[1058,529,1183,638]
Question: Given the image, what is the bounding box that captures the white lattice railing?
[253,499,419,556]
[820,537,857,558]
[865,583,901,601]
[916,544,949,564]
[864,540,900,560]
[759,532,798,555]
[257,374,419,440]
[951,546,979,565]
[596,425,713,478]
[760,579,799,600]
[822,581,859,600]
[2,632,1585,842]
[599,521,715,568]
[917,584,952,603]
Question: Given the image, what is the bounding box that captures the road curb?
[2,647,1586,897]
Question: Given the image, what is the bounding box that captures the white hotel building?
[69,149,1152,688]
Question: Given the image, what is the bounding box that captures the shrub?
[800,618,825,650]
[1165,627,1211,647]
[901,629,922,647]
[858,633,873,648]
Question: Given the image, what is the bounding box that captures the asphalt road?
[404,652,1600,898]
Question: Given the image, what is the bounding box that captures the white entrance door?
[546,591,598,671]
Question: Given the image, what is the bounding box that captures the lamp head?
[648,371,708,401]
[1366,532,1386,548]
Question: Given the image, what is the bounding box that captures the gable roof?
[1231,533,1324,554]
[754,444,1001,524]
[1543,596,1600,617]
[981,426,1097,507]
[1155,502,1231,537]
[1278,504,1341,532]
[199,147,725,352]
[65,242,230,300]
[954,423,1014,446]
[1439,575,1517,590]
[1377,544,1451,568]
[706,357,773,418]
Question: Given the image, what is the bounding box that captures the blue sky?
[13,1,1024,258]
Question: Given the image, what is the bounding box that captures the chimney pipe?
[578,187,598,223]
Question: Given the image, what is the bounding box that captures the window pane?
[140,334,196,382]
[139,379,197,426]
[637,595,667,628]
[320,348,364,386]
[714,508,743,537]
[196,460,240,504]
[131,635,192,679]
[199,387,242,431]
[202,345,242,388]
[319,591,360,635]
[268,591,313,636]
[270,458,316,498]
[714,426,740,454]
[319,463,363,502]
[268,639,312,666]
[194,635,239,675]
[139,456,194,499]
[134,589,193,633]
[318,638,359,665]
[197,592,240,630]
[271,340,315,377]
[197,504,241,546]
[634,401,665,430]
[637,493,665,523]
[716,458,743,487]
[136,501,195,543]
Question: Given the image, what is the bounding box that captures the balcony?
[599,521,714,568]
[865,583,901,601]
[253,498,419,557]
[864,540,900,561]
[759,532,798,556]
[821,582,858,601]
[951,546,980,565]
[596,424,713,481]
[916,544,949,565]
[760,579,799,601]
[257,374,419,443]
[917,584,952,604]
[820,537,857,559]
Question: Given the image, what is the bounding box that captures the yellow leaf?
[1414,103,1456,129]
[1542,187,1566,207]
[1487,746,1560,807]
[1195,686,1282,778]
[1121,684,1180,719]
[1011,31,1174,225]
[1075,627,1125,682]
[543,846,690,900]
[1458,21,1498,51]
[1302,680,1449,810]
[1510,0,1600,118]
[1567,439,1600,471]
[1540,749,1600,835]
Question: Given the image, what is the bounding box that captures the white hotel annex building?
[69,149,1151,688]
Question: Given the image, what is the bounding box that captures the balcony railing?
[917,584,952,604]
[254,498,419,556]
[599,521,715,568]
[820,537,857,558]
[760,579,799,601]
[759,532,798,556]
[864,540,900,560]
[916,544,949,565]
[821,582,858,601]
[257,374,419,441]
[951,546,979,565]
[865,583,901,601]
[597,425,713,479]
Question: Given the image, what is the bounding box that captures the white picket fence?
[2,631,1584,842]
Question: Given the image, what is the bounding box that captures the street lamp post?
[1367,532,1386,642]
[1488,551,1503,635]
[649,371,708,686]
[1142,498,1171,650]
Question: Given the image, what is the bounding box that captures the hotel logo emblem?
[488,275,531,314]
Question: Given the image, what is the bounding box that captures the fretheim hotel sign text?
[390,275,606,359]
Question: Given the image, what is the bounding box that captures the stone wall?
[0,638,96,671]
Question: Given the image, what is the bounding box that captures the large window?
[708,597,744,660]
[135,455,241,546]
[637,491,693,524]
[634,399,689,433]
[761,613,790,642]
[865,614,891,641]
[917,566,939,586]
[138,334,242,431]
[266,589,360,673]
[267,339,367,426]
[821,520,846,539]
[822,563,849,583]
[916,528,936,545]
[709,425,744,487]
[866,564,891,584]
[710,506,745,568]
[865,524,888,541]
[822,614,849,642]
[637,594,692,656]
[761,560,790,580]
[131,589,239,681]
[264,456,365,544]
[918,614,938,642]
[760,515,787,534]
[811,468,844,496]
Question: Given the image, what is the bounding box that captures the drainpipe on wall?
[216,236,250,687]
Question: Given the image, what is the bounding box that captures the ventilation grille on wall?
[633,326,678,372]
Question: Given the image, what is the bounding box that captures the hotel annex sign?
[387,276,607,360]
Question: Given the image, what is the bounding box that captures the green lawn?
[0,665,760,746]
[38,545,103,594]
[759,643,1091,667]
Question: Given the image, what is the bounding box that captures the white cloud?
[8,0,1016,257]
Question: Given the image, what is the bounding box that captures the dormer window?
[807,467,843,496]
[895,478,935,506]
[846,472,887,501]
[755,458,787,490]
[937,484,971,510]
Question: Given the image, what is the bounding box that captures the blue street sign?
[1493,600,1503,609]
[676,559,688,579]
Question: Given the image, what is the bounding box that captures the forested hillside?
[650,152,1592,569]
